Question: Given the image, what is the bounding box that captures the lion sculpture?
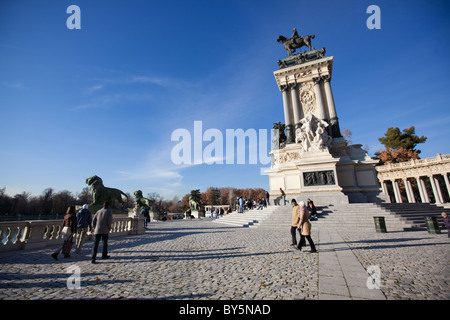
[189,195,200,211]
[134,190,154,210]
[85,175,129,209]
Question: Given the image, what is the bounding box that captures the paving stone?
[0,218,448,300]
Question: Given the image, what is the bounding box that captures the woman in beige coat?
[297,201,317,253]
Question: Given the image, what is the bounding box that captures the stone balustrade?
[0,216,145,252]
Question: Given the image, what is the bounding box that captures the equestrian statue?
[277,28,315,56]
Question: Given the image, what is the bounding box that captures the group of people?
[51,201,113,264]
[290,198,318,253]
[236,197,268,213]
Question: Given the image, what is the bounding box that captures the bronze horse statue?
[277,33,315,56]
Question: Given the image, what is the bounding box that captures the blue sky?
[1,0,449,199]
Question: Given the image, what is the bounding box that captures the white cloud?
[1,81,22,89]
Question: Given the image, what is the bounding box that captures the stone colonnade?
[274,57,342,144]
[376,153,450,204]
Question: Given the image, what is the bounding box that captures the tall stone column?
[322,75,342,138]
[289,82,302,130]
[443,173,450,200]
[281,85,294,144]
[416,177,426,203]
[312,77,327,121]
[381,181,388,196]
[434,176,444,203]
[418,177,430,203]
[429,175,443,204]
[403,178,415,203]
[391,179,402,203]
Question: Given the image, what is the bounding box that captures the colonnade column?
[381,181,389,196]
[281,85,294,144]
[322,75,342,138]
[391,179,402,203]
[416,177,430,203]
[403,178,415,203]
[443,173,450,199]
[429,175,443,204]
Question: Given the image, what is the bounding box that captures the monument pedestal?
[266,140,384,205]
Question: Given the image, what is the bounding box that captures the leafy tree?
[377,147,420,164]
[376,126,427,164]
[204,187,220,205]
[378,126,427,151]
[76,187,92,205]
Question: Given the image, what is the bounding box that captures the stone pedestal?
[266,141,384,205]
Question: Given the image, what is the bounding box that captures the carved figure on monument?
[85,175,129,209]
[299,83,316,114]
[295,113,332,152]
[313,125,332,152]
[277,28,315,56]
[272,121,287,149]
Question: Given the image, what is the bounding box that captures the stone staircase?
[374,203,449,230]
[210,207,275,227]
[245,202,450,232]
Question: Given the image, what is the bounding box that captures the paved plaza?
[0,218,449,301]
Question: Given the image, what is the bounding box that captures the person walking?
[141,207,150,227]
[442,212,450,238]
[238,197,243,213]
[51,205,77,260]
[297,201,317,253]
[290,199,300,246]
[280,188,286,205]
[91,201,113,264]
[75,204,92,254]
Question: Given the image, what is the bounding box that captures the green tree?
[376,126,427,164]
[378,126,427,151]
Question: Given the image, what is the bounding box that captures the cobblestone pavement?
[0,219,448,300]
[339,229,450,300]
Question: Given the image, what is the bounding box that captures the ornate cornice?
[375,154,450,180]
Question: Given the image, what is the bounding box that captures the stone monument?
[188,189,202,218]
[266,29,386,204]
[131,190,154,218]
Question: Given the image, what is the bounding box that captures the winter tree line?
[0,186,267,218]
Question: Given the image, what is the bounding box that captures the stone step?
[210,208,274,228]
[215,202,449,231]
[254,203,413,231]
